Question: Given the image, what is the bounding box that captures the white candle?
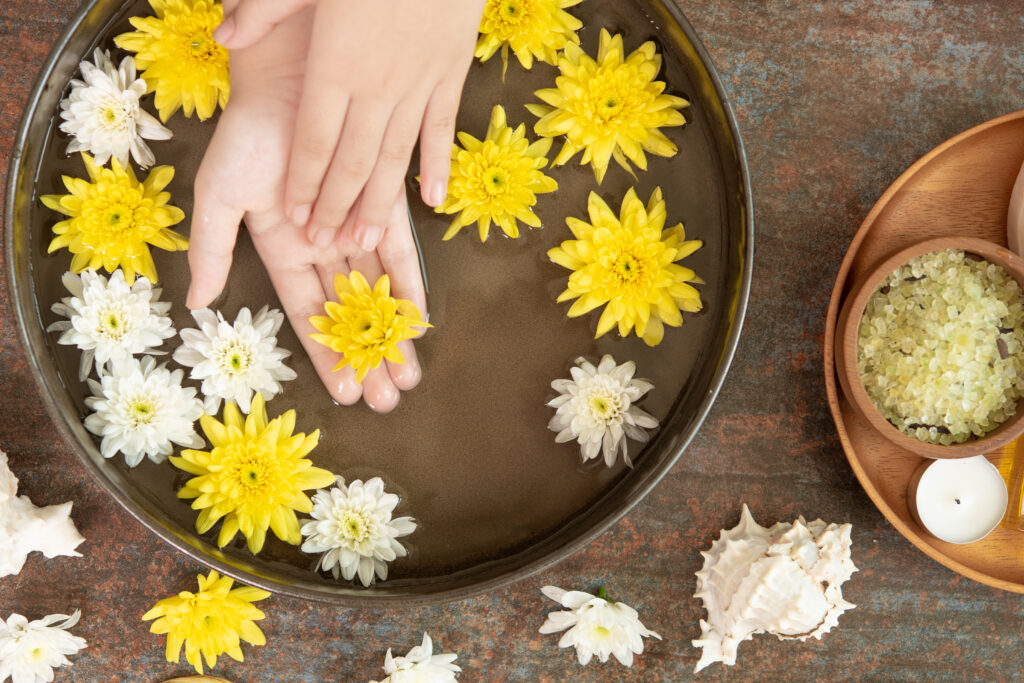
[908,456,1008,544]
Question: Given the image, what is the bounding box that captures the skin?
[211,0,485,251]
[188,8,430,413]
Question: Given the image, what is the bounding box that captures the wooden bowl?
[835,235,1024,459]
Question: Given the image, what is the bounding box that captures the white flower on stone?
[84,355,204,467]
[300,477,416,587]
[0,610,86,683]
[547,355,659,467]
[539,586,661,668]
[59,48,171,169]
[369,633,460,683]
[0,450,84,578]
[173,306,297,415]
[48,269,175,381]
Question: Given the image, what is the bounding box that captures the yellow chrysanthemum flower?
[170,393,335,554]
[437,104,558,242]
[527,28,689,184]
[142,570,270,674]
[475,0,583,77]
[42,153,187,283]
[310,271,431,383]
[115,0,229,122]
[549,187,704,346]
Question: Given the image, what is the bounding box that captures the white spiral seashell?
[692,505,857,672]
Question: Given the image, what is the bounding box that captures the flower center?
[500,0,527,23]
[215,341,252,376]
[339,509,371,543]
[483,166,511,196]
[187,30,219,61]
[97,306,129,341]
[30,647,45,661]
[222,439,282,501]
[349,311,388,347]
[129,399,156,426]
[612,252,644,284]
[104,203,135,233]
[584,388,625,424]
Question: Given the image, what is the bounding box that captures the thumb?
[214,0,314,50]
[186,168,244,310]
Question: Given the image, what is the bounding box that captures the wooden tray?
[824,109,1024,593]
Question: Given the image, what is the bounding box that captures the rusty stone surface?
[3,0,1024,681]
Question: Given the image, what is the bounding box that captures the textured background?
[4,1,1024,681]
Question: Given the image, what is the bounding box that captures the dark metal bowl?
[6,0,753,605]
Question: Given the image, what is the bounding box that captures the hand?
[187,8,426,413]
[213,0,485,252]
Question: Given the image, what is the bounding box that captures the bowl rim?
[4,0,755,605]
[835,235,1024,459]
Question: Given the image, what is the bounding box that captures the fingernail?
[358,225,384,251]
[313,227,335,248]
[428,180,448,207]
[213,15,235,45]
[291,203,312,227]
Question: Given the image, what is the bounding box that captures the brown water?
[24,0,741,595]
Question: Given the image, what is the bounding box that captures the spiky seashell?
[692,505,856,673]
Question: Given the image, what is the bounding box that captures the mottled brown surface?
[3,1,1024,681]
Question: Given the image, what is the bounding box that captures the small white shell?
[693,505,856,672]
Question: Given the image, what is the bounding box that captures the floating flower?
[0,450,84,579]
[171,394,335,554]
[475,0,582,77]
[173,306,297,415]
[369,633,461,683]
[435,104,557,242]
[115,0,230,122]
[549,187,703,346]
[42,153,187,283]
[548,355,658,467]
[310,272,430,383]
[0,610,86,683]
[48,269,174,381]
[539,586,661,667]
[527,29,689,183]
[142,570,270,675]
[59,48,172,169]
[84,355,204,467]
[300,477,416,587]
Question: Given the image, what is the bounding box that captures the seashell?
[692,505,857,672]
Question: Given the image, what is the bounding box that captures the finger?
[418,79,465,208]
[345,251,404,414]
[377,190,428,319]
[214,0,312,49]
[187,164,244,310]
[305,101,391,248]
[350,96,428,252]
[256,255,363,406]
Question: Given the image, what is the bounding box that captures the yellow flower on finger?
[527,29,689,184]
[549,187,704,346]
[310,271,431,383]
[142,570,270,674]
[437,104,558,242]
[475,0,583,77]
[170,393,335,554]
[115,0,230,122]
[42,153,187,283]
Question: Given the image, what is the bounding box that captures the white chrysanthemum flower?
[547,355,659,467]
[0,610,86,683]
[84,355,204,467]
[369,633,460,683]
[300,477,416,587]
[173,306,297,415]
[539,586,661,667]
[48,269,175,381]
[59,48,171,169]
[0,450,84,578]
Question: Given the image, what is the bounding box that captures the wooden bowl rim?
[836,235,1024,459]
[823,108,1024,594]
